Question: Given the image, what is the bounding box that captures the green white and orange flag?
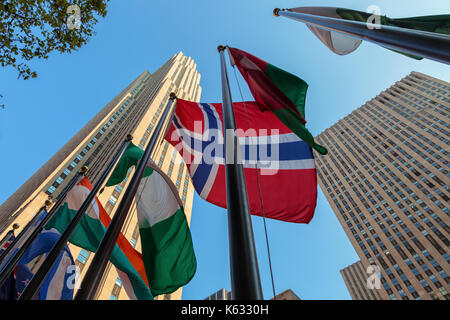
[227,46,327,155]
[288,7,450,59]
[44,176,153,300]
[106,142,197,296]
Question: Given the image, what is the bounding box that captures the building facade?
[204,288,233,300]
[340,260,383,300]
[315,72,449,300]
[270,289,301,300]
[0,52,201,300]
[204,288,300,300]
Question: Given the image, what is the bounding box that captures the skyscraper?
[270,289,301,300]
[0,52,201,300]
[204,288,233,300]
[315,71,449,300]
[340,260,382,300]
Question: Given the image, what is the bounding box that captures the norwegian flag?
[165,99,317,223]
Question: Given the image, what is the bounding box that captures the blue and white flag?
[16,229,76,300]
[0,231,16,300]
[0,212,76,300]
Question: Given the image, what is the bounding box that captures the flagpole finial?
[12,223,20,230]
[126,134,133,141]
[273,8,280,16]
[217,45,226,53]
[44,200,52,207]
[169,92,177,99]
[80,166,89,173]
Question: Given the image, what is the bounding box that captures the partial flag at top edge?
[287,7,363,56]
[288,6,450,59]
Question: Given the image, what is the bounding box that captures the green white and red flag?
[44,176,153,300]
[106,143,197,296]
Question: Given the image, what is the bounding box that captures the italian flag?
[106,143,197,296]
[44,176,153,300]
[288,7,450,59]
[227,47,327,155]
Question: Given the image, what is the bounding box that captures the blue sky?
[0,1,449,300]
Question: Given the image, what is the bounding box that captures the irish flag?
[44,176,153,300]
[227,47,327,155]
[106,143,197,296]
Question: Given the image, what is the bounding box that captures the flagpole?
[0,167,86,288]
[273,8,450,65]
[0,226,18,249]
[74,93,178,300]
[0,205,46,264]
[218,45,263,300]
[18,135,133,300]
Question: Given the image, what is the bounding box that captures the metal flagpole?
[0,205,46,264]
[273,8,450,65]
[74,93,177,300]
[218,45,263,300]
[18,135,133,300]
[0,167,86,288]
[0,226,18,251]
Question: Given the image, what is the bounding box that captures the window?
[108,195,118,206]
[76,249,91,264]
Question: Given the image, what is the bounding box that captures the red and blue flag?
[165,99,317,223]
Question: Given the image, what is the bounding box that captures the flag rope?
[232,65,277,300]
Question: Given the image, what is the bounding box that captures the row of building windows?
[46,96,134,195]
[315,84,449,300]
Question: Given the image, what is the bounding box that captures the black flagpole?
[74,93,177,300]
[218,45,263,300]
[273,8,450,65]
[0,167,86,288]
[0,205,46,265]
[0,226,18,251]
[18,135,133,300]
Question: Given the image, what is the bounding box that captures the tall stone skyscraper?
[315,72,449,300]
[0,52,201,300]
[340,260,383,300]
